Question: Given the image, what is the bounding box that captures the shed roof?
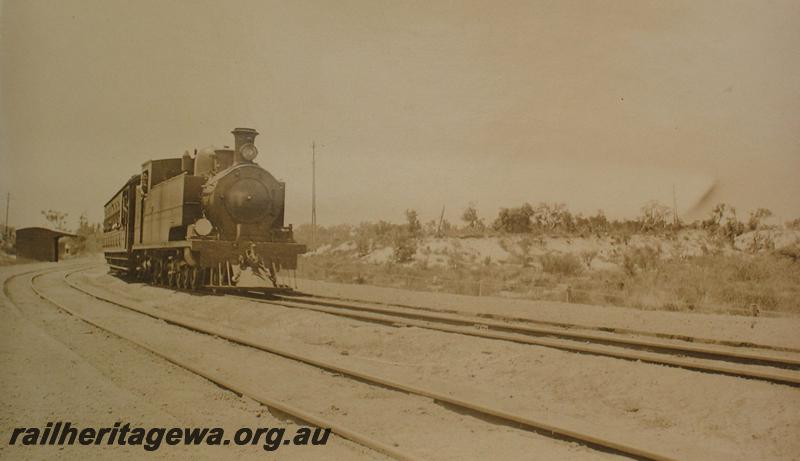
[16,227,77,239]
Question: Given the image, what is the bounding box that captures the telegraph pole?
[3,193,8,240]
[311,142,317,247]
[672,184,678,226]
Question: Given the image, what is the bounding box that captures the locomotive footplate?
[188,239,306,268]
[188,239,306,290]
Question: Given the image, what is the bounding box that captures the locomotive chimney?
[231,127,259,164]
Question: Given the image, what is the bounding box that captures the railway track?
[231,292,800,387]
[283,291,800,354]
[4,268,419,461]
[49,266,681,461]
[57,265,800,387]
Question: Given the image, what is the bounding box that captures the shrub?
[517,237,534,267]
[580,250,598,269]
[776,243,800,262]
[622,245,660,275]
[540,253,583,276]
[355,235,371,257]
[730,258,770,282]
[720,285,779,310]
[392,233,417,263]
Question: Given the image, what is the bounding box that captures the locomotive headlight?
[194,218,213,236]
[240,143,258,161]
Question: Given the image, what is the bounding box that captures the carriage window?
[121,190,128,227]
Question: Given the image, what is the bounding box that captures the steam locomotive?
[102,127,306,292]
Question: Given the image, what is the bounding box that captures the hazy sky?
[1,0,798,229]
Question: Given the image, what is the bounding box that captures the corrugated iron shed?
[15,227,77,262]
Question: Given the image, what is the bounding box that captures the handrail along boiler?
[102,127,306,291]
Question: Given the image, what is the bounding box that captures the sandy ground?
[0,261,387,461]
[293,277,800,351]
[73,265,800,460]
[3,261,614,461]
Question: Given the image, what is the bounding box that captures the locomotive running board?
[132,241,192,250]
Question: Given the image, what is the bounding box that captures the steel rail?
[269,294,800,370]
[1,262,95,314]
[60,268,676,461]
[233,294,800,387]
[18,269,424,461]
[291,291,800,354]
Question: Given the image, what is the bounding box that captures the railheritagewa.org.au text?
[8,421,331,451]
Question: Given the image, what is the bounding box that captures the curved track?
[3,267,420,461]
[50,265,680,461]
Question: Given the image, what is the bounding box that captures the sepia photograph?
[1,0,799,459]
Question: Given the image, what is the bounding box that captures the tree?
[462,204,479,228]
[461,203,486,234]
[405,209,422,238]
[588,210,609,234]
[719,207,745,242]
[702,203,744,243]
[703,203,727,230]
[639,200,671,232]
[41,209,69,231]
[747,208,773,231]
[493,203,534,233]
[0,224,15,253]
[73,213,103,254]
